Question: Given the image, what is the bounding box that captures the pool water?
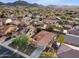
[0,46,24,58]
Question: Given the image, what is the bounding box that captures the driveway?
[30,47,45,58]
[57,44,79,58]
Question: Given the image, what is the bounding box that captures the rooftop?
[33,30,57,47]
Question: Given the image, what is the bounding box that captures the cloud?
[31,0,79,6]
[26,0,61,5]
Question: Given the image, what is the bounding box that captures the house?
[0,22,3,27]
[63,30,68,34]
[68,25,79,36]
[45,16,57,20]
[36,15,40,19]
[33,21,43,26]
[0,18,6,22]
[32,31,57,47]
[0,36,7,43]
[41,24,47,29]
[63,20,74,29]
[64,25,73,29]
[32,19,39,22]
[27,26,36,37]
[19,27,29,34]
[10,14,17,20]
[28,13,32,18]
[12,20,21,26]
[12,31,22,37]
[5,19,13,24]
[44,19,59,24]
[0,25,6,36]
[74,25,79,29]
[0,18,6,25]
[0,29,4,37]
[47,24,63,32]
[21,18,31,26]
[4,26,17,35]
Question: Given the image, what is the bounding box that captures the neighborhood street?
[57,43,79,58]
[64,34,79,45]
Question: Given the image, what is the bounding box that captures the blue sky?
[0,0,79,6]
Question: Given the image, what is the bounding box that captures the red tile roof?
[4,26,16,35]
[32,31,56,47]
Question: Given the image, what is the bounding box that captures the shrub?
[40,50,57,58]
[12,34,31,49]
[57,35,64,43]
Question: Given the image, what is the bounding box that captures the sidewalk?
[64,43,79,51]
[67,34,79,38]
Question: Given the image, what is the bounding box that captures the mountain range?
[0,0,79,9]
[0,0,44,7]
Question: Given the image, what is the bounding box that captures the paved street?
[57,44,79,58]
[64,34,79,45]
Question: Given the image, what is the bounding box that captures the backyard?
[8,34,37,56]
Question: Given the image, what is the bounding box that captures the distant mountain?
[6,1,32,6]
[47,5,79,9]
[0,1,79,8]
[0,1,44,7]
[0,2,4,5]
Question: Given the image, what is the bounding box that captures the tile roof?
[32,31,56,47]
[69,29,79,36]
[4,26,16,35]
[12,20,21,25]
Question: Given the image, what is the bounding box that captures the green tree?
[18,16,24,19]
[60,14,72,20]
[46,24,53,32]
[57,35,64,43]
[12,34,31,49]
[39,16,44,21]
[58,20,64,25]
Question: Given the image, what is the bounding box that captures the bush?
[12,34,31,49]
[40,50,57,58]
[57,35,64,43]
[18,16,24,19]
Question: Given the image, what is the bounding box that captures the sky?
[0,0,79,6]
